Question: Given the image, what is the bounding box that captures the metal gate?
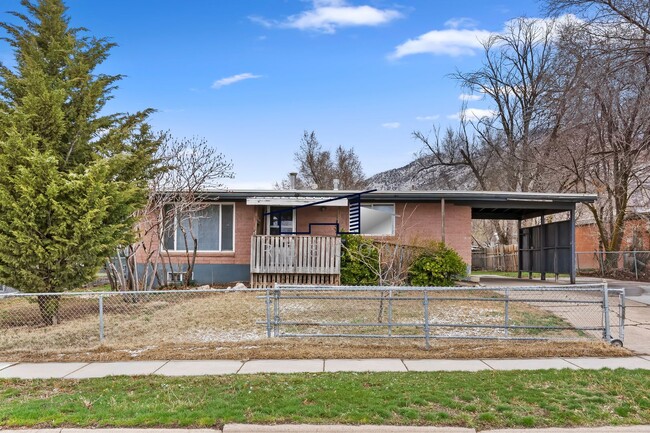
[262,284,626,349]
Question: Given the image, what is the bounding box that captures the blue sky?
[1,0,541,188]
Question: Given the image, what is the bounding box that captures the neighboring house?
[575,216,650,271]
[137,189,596,287]
[576,217,650,252]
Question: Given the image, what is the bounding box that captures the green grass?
[512,311,585,337]
[1,370,649,429]
[472,270,571,279]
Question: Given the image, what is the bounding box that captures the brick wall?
[294,202,472,264]
[576,218,650,270]
[137,200,473,267]
[387,202,472,265]
[296,206,349,236]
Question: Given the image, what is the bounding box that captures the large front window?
[358,203,395,235]
[163,204,234,251]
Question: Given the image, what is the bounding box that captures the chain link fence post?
[265,286,271,338]
[423,290,430,350]
[504,287,510,337]
[618,289,626,344]
[273,283,280,337]
[602,282,611,342]
[387,288,393,337]
[98,294,105,343]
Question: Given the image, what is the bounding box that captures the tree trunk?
[37,295,60,326]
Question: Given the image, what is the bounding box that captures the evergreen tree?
[0,0,161,324]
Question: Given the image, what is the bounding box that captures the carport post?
[570,207,576,284]
[517,219,522,279]
[540,213,546,281]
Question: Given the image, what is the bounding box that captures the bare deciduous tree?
[106,135,234,291]
[546,20,650,254]
[281,130,367,190]
[547,0,650,37]
[414,18,560,244]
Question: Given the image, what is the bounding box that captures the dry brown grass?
[0,339,628,362]
[0,289,629,362]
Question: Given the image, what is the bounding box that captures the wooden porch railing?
[250,235,341,288]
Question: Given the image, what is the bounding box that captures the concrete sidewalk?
[1,425,649,432]
[0,356,649,379]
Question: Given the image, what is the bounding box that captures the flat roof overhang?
[160,189,596,220]
[467,200,584,220]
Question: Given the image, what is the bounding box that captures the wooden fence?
[472,244,519,272]
[250,235,341,288]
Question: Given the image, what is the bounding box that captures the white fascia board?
[246,197,349,207]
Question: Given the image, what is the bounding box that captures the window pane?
[196,205,220,250]
[162,204,176,250]
[374,204,394,214]
[176,212,193,251]
[177,205,220,251]
[359,205,394,235]
[269,207,293,235]
[221,205,234,251]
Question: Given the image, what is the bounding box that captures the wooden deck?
[250,235,341,288]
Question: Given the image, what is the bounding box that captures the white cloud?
[390,28,492,58]
[447,108,496,121]
[459,93,482,101]
[416,115,440,121]
[382,122,401,129]
[250,0,402,34]
[211,73,262,89]
[390,14,581,59]
[444,17,479,29]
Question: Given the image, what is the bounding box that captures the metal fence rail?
[262,284,625,349]
[0,284,626,354]
[0,288,266,354]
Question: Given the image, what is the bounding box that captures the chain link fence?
[0,284,625,355]
[0,289,266,355]
[472,248,650,281]
[576,250,650,280]
[263,284,625,348]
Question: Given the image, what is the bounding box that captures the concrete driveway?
[477,275,650,355]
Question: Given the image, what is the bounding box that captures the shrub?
[340,234,379,285]
[408,242,467,286]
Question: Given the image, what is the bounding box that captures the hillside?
[367,155,476,191]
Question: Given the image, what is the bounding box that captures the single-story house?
[138,189,596,287]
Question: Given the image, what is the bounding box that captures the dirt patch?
[0,289,629,362]
[0,339,628,362]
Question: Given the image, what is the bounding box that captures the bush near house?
[408,242,467,286]
[340,235,379,285]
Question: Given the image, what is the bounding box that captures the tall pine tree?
[0,0,161,324]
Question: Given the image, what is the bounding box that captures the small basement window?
[167,271,193,284]
[358,203,395,236]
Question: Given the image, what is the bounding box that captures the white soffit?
[246,197,349,207]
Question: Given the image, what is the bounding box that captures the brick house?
[139,189,595,286]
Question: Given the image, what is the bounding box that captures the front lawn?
[1,369,648,430]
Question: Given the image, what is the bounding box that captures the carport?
[451,192,598,284]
